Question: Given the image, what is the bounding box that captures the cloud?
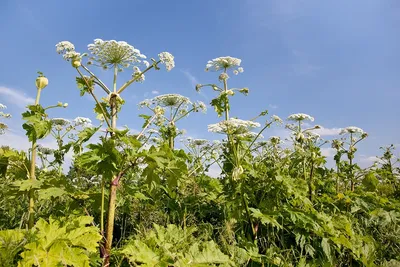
[181,70,209,100]
[313,126,342,136]
[181,70,199,88]
[321,147,335,158]
[269,104,278,109]
[151,90,160,95]
[290,50,321,76]
[206,163,221,178]
[0,86,35,108]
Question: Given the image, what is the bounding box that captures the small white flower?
[287,113,314,122]
[143,60,150,68]
[271,115,283,124]
[238,67,244,73]
[0,122,8,134]
[205,56,242,72]
[233,70,239,75]
[138,99,151,108]
[219,73,229,81]
[195,101,207,113]
[0,103,7,109]
[158,52,175,71]
[133,66,145,82]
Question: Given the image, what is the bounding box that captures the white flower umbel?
[151,94,191,108]
[158,52,175,71]
[133,66,145,82]
[287,113,315,122]
[0,123,7,134]
[51,118,71,127]
[190,139,209,146]
[56,41,75,54]
[56,41,81,61]
[340,126,365,136]
[271,115,283,124]
[37,145,54,155]
[269,136,282,144]
[73,117,92,127]
[87,39,146,70]
[194,101,207,113]
[205,56,242,72]
[208,118,260,135]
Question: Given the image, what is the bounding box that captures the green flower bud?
[35,72,48,90]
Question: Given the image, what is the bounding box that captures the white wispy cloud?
[269,104,278,109]
[181,70,209,100]
[0,86,34,108]
[313,126,342,136]
[290,50,321,76]
[321,147,335,158]
[181,70,199,88]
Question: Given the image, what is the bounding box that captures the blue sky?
[1,0,399,166]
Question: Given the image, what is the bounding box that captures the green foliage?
[22,105,51,142]
[120,224,233,266]
[0,229,26,267]
[18,216,102,267]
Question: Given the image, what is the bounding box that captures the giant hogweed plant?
[56,38,175,265]
[0,45,399,266]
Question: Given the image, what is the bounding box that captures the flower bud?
[195,84,202,92]
[296,132,304,142]
[239,87,249,95]
[72,59,81,68]
[154,106,165,116]
[219,73,229,81]
[226,90,234,96]
[57,102,63,107]
[232,165,244,181]
[63,103,68,108]
[35,73,48,90]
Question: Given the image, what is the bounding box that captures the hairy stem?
[104,70,119,266]
[28,89,42,229]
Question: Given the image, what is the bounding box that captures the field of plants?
[0,39,399,267]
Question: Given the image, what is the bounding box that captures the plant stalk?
[103,65,119,267]
[28,89,41,229]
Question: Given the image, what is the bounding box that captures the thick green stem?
[104,72,118,266]
[336,163,340,194]
[28,89,41,229]
[223,69,229,121]
[101,180,105,234]
[104,179,118,267]
[308,162,315,201]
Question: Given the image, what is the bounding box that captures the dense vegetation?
[0,39,399,267]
